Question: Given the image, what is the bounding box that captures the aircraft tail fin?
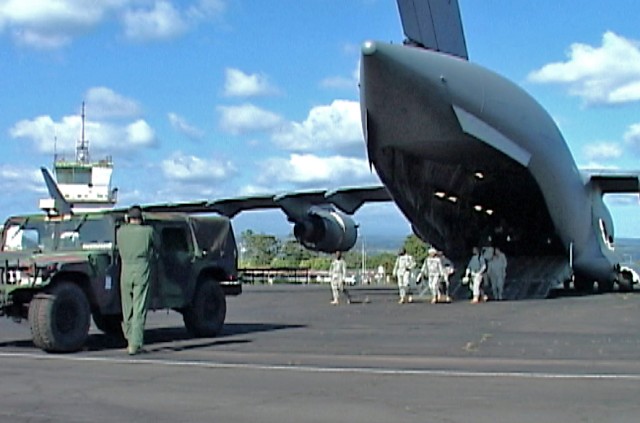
[40,167,72,215]
[396,0,468,59]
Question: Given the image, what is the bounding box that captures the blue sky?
[0,0,639,241]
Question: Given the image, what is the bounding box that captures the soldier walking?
[418,248,444,303]
[464,247,487,304]
[329,251,351,305]
[392,248,415,304]
[489,247,508,300]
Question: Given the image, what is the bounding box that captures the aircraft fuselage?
[360,41,617,286]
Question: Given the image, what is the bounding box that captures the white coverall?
[466,253,487,302]
[329,257,350,304]
[393,253,415,303]
[420,255,444,301]
[488,251,507,300]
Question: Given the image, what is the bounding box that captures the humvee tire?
[29,282,91,352]
[183,279,226,337]
[92,312,124,338]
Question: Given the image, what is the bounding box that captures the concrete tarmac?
[1,284,639,423]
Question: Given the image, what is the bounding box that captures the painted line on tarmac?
[1,351,640,381]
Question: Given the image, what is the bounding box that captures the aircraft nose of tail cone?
[359,41,462,159]
[361,40,378,56]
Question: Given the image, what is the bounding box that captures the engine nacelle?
[292,207,357,252]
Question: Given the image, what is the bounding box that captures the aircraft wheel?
[596,279,614,294]
[29,282,91,352]
[573,276,594,293]
[183,278,226,337]
[617,272,634,292]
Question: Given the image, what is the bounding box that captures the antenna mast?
[76,102,90,164]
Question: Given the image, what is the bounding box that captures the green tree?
[367,252,397,275]
[271,238,313,268]
[240,230,280,268]
[403,234,429,265]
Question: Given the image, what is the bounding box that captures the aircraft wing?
[141,185,392,218]
[586,172,640,194]
[396,0,468,59]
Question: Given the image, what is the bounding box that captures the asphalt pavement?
[1,283,639,423]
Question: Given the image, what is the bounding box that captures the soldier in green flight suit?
[116,205,156,355]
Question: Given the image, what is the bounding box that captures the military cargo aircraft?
[358,0,639,294]
[39,0,639,297]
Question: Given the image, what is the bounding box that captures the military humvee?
[0,210,241,352]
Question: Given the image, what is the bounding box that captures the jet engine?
[292,206,358,253]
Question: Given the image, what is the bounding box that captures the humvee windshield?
[1,215,115,253]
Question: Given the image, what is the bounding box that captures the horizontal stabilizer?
[587,172,640,194]
[396,0,468,59]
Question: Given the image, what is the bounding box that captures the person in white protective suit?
[329,251,351,305]
[438,251,454,303]
[418,247,444,303]
[464,247,488,304]
[392,248,415,304]
[488,247,508,300]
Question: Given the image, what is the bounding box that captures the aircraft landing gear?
[616,271,635,292]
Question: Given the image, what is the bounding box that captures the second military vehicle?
[0,210,241,352]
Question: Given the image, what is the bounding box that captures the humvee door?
[152,222,194,309]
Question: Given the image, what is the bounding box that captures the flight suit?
[116,223,156,353]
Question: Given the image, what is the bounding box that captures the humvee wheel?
[28,282,91,352]
[183,278,226,337]
[92,313,124,338]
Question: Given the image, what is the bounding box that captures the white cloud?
[258,153,377,187]
[223,68,278,97]
[186,0,226,21]
[168,112,204,140]
[85,86,141,119]
[0,0,123,48]
[272,100,363,151]
[0,0,227,48]
[122,1,187,42]
[623,123,640,154]
[9,114,156,155]
[0,164,46,195]
[217,103,283,135]
[583,142,623,161]
[161,151,236,183]
[579,161,620,171]
[125,119,155,148]
[528,32,640,105]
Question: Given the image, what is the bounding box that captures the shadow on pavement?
[0,322,306,353]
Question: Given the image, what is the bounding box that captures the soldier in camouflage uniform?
[392,248,415,304]
[116,205,156,355]
[329,251,351,305]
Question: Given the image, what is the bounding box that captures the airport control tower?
[39,103,118,214]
